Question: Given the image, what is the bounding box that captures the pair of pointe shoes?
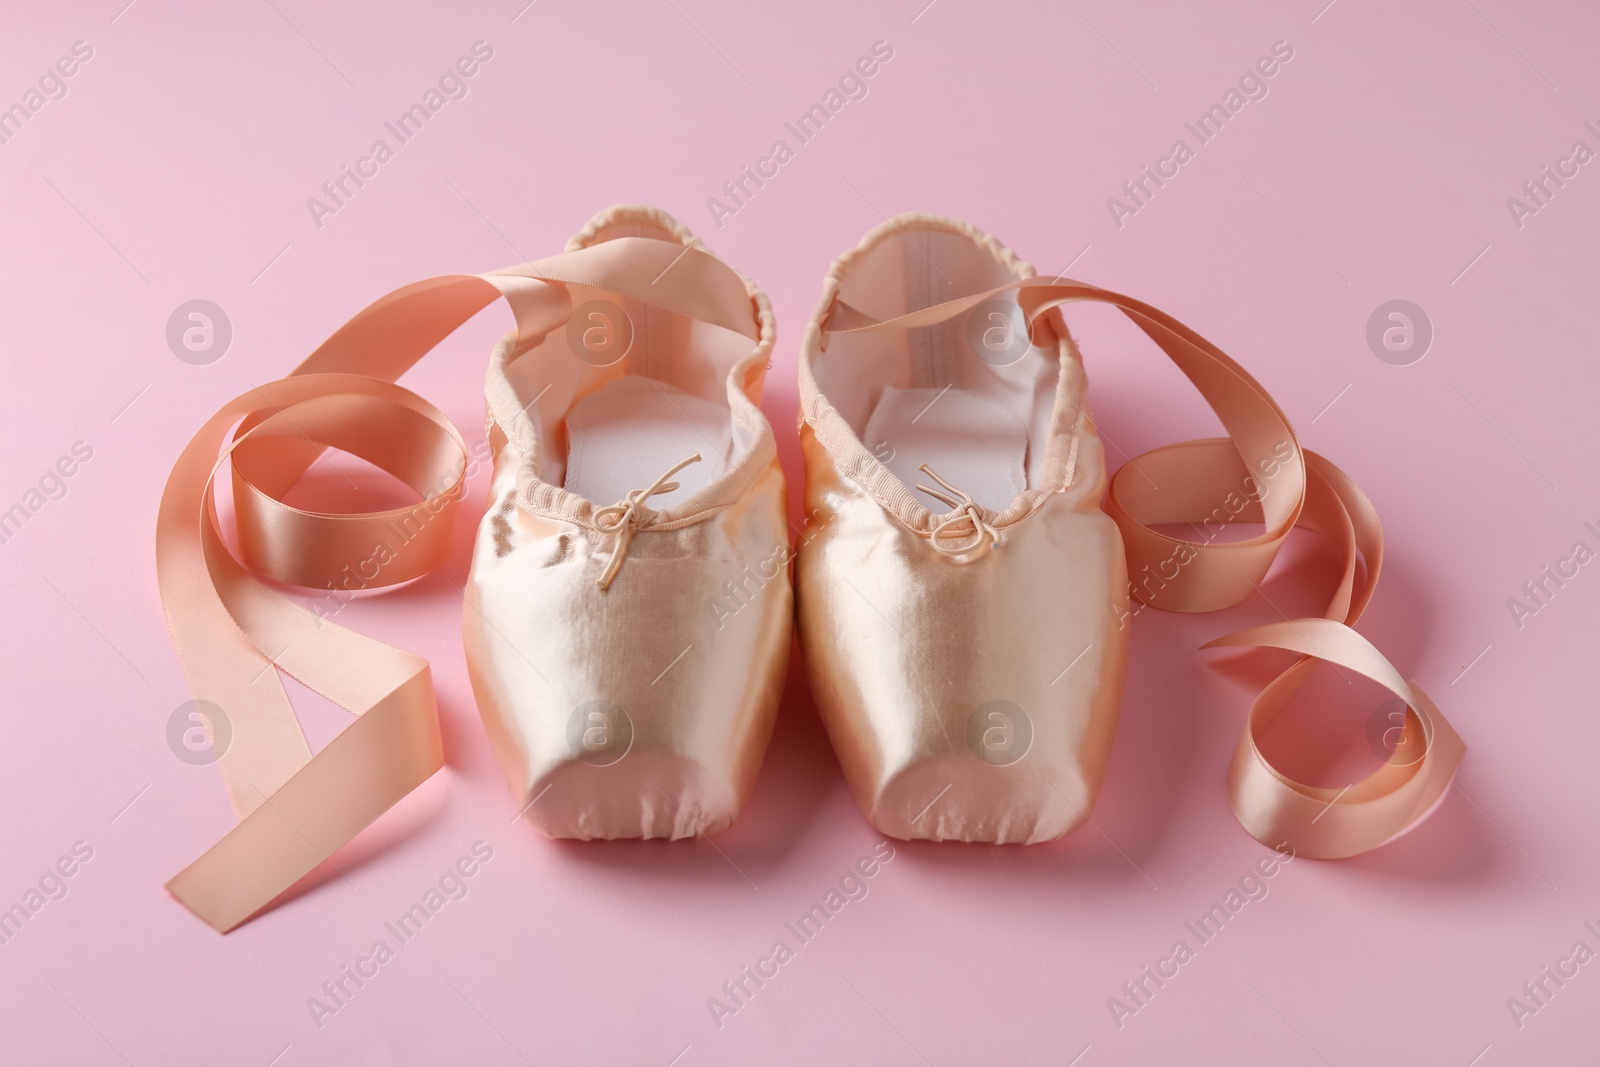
[160,202,1463,932]
[466,205,1125,845]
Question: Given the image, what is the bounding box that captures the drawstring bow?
[916,464,1002,557]
[592,453,703,590]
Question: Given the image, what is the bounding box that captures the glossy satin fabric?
[466,208,790,839]
[798,414,1129,842]
[798,215,1464,858]
[158,209,786,931]
[464,426,790,839]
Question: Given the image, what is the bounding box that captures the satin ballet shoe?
[795,213,1464,855]
[467,205,791,839]
[795,214,1126,844]
[158,205,792,930]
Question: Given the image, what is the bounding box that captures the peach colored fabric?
[158,231,769,932]
[799,217,1462,857]
[465,208,791,845]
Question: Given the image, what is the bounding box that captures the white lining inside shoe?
[811,225,1064,506]
[563,376,733,508]
[862,385,1028,512]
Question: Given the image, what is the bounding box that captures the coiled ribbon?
[825,277,1466,859]
[157,238,757,932]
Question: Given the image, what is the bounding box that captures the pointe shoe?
[795,213,1464,855]
[159,205,791,931]
[796,214,1127,844]
[466,205,790,839]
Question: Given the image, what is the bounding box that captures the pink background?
[2,1,1597,1063]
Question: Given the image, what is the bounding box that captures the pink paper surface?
[2,1,1596,1063]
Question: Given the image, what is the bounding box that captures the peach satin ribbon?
[158,239,757,932]
[826,279,1465,858]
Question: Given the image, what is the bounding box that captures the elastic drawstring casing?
[916,463,1002,557]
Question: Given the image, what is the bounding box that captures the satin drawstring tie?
[593,453,703,590]
[916,463,1002,557]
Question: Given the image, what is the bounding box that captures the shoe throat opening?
[500,216,761,510]
[815,223,1066,513]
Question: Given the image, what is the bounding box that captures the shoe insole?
[862,385,1028,512]
[564,377,733,508]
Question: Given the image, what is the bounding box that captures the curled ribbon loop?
[826,277,1466,859]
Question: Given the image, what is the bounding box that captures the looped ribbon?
[158,238,759,932]
[825,277,1466,859]
[915,463,1003,556]
[591,453,703,589]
